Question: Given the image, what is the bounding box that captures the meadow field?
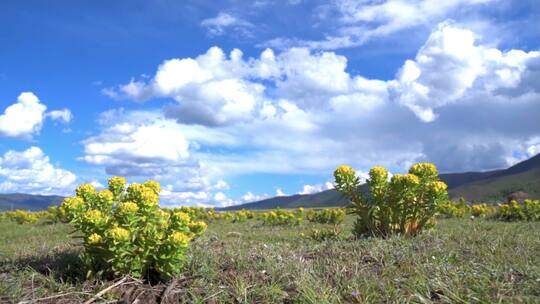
[1,214,539,303]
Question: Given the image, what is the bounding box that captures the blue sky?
[0,0,539,206]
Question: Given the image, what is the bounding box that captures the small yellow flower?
[335,165,355,177]
[108,176,126,194]
[391,174,420,186]
[109,226,130,241]
[88,233,102,245]
[172,211,191,224]
[62,196,84,210]
[76,184,96,199]
[143,180,161,194]
[409,163,438,179]
[169,231,191,247]
[117,202,139,215]
[429,181,448,192]
[369,166,389,183]
[84,209,103,224]
[128,184,159,207]
[97,189,114,205]
[189,220,208,235]
[370,166,388,177]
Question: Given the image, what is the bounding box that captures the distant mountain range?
[0,193,64,211]
[222,153,540,210]
[2,153,539,211]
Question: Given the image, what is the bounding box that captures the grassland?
[1,216,540,303]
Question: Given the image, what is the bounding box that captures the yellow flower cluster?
[143,180,161,194]
[117,202,139,215]
[409,163,438,179]
[370,166,388,178]
[88,233,102,245]
[335,165,355,176]
[84,209,103,224]
[97,189,114,205]
[261,208,300,226]
[76,183,96,198]
[62,196,84,210]
[127,184,159,207]
[172,211,191,224]
[169,231,191,247]
[59,176,207,280]
[188,220,208,235]
[429,181,448,193]
[306,208,345,225]
[108,176,126,195]
[335,162,449,237]
[391,173,420,186]
[109,226,130,241]
[2,209,39,224]
[470,203,491,217]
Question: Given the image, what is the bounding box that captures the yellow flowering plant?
[496,199,540,221]
[470,203,493,217]
[260,208,302,226]
[60,177,206,281]
[2,209,39,224]
[437,197,469,218]
[230,209,254,223]
[306,208,345,225]
[174,206,216,221]
[334,163,448,237]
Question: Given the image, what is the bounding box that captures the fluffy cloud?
[96,22,540,206]
[105,46,385,126]
[200,12,254,37]
[0,92,46,138]
[82,116,191,176]
[0,147,77,195]
[81,111,239,206]
[264,0,495,50]
[299,182,334,195]
[0,92,72,139]
[105,47,267,126]
[390,22,540,121]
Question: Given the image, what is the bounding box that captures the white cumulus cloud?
[0,92,72,139]
[0,146,77,195]
[82,117,190,176]
[299,182,334,195]
[94,21,540,206]
[390,22,540,122]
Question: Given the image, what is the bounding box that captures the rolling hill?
[222,153,540,210]
[0,193,64,211]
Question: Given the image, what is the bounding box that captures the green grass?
[1,217,540,303]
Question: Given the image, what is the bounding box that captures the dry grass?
[1,216,540,303]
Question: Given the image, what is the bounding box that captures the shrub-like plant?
[260,208,301,226]
[231,209,255,223]
[437,198,469,218]
[306,227,341,241]
[60,177,207,281]
[496,200,540,221]
[334,163,448,237]
[3,209,38,224]
[470,203,493,217]
[306,208,345,225]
